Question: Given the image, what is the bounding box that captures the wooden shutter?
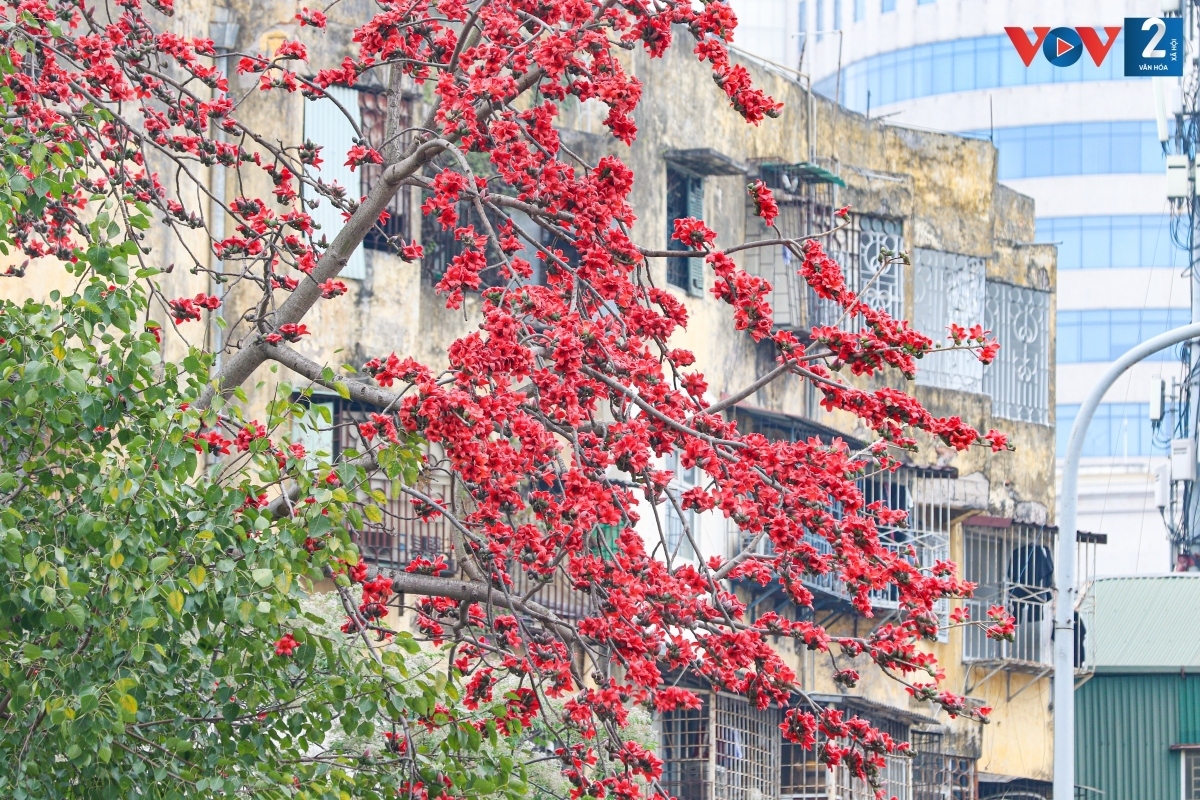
[686,176,705,297]
[302,87,366,280]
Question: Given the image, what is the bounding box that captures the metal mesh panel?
[982,281,1050,425]
[963,524,1055,665]
[912,248,986,394]
[810,214,904,331]
[714,694,780,800]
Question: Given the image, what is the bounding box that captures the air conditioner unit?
[1166,155,1191,199]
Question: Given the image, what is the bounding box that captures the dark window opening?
[666,166,705,296]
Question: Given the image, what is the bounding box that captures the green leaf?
[333,381,351,400]
[188,565,207,589]
[251,568,273,587]
[63,370,86,392]
[64,604,86,629]
[149,555,170,574]
[166,590,184,615]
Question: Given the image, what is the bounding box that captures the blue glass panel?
[831,34,1131,114]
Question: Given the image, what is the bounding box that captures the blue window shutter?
[303,86,366,280]
[686,177,705,297]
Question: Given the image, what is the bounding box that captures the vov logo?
[1004,19,1183,76]
[1004,27,1121,68]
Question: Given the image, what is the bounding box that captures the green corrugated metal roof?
[1091,575,1200,671]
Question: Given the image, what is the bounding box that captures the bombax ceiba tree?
[0,0,1018,795]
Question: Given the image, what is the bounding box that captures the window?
[782,713,919,800]
[813,33,1127,111]
[1036,215,1186,269]
[983,280,1050,425]
[833,0,841,30]
[1185,749,1200,800]
[881,0,895,11]
[853,0,864,22]
[663,449,698,561]
[917,0,935,4]
[1056,403,1163,458]
[911,732,974,800]
[666,166,705,296]
[290,396,455,568]
[963,523,1055,665]
[912,248,986,393]
[809,213,904,329]
[798,0,807,34]
[303,88,413,278]
[979,121,1165,180]
[303,87,368,280]
[662,693,780,800]
[815,0,823,39]
[1057,309,1190,363]
[740,185,835,330]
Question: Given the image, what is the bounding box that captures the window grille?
[983,281,1050,425]
[912,248,986,394]
[780,708,917,800]
[662,698,712,800]
[962,523,1055,665]
[358,89,412,253]
[662,693,780,800]
[809,214,904,330]
[1185,749,1200,800]
[834,755,912,800]
[714,693,781,800]
[333,403,456,571]
[911,732,975,800]
[735,466,952,625]
[741,177,836,331]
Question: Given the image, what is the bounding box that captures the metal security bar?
[781,735,830,800]
[983,280,1051,425]
[911,731,975,800]
[963,522,1056,666]
[912,248,987,394]
[742,190,835,330]
[714,693,780,800]
[662,698,712,800]
[334,405,458,571]
[736,468,952,620]
[661,693,781,800]
[809,214,905,330]
[833,755,913,800]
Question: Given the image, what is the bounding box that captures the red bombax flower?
[7,0,1011,787]
[274,632,299,656]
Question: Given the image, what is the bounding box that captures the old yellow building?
[0,4,1073,798]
